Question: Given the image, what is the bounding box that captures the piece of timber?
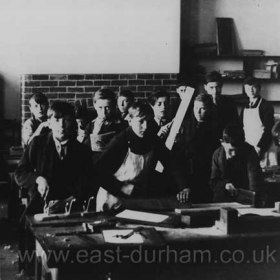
[115,211,182,228]
[175,202,251,214]
[216,204,280,234]
[165,86,195,150]
[28,212,115,227]
[178,202,251,228]
[235,188,256,206]
[215,208,239,234]
[122,197,191,211]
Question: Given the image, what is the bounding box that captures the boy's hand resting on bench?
[177,188,191,203]
[36,176,49,198]
[225,183,237,197]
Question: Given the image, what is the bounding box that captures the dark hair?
[194,93,214,109]
[93,88,116,104]
[74,104,90,120]
[243,77,261,90]
[48,101,77,138]
[74,104,92,129]
[204,71,223,85]
[128,101,154,119]
[29,93,48,106]
[176,81,189,88]
[222,124,245,147]
[117,88,134,102]
[148,91,170,106]
[48,101,75,119]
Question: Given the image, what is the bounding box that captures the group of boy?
[15,71,271,214]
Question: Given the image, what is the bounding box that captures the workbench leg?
[49,268,59,280]
[35,256,42,280]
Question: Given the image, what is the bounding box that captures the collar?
[52,135,69,149]
[32,115,47,123]
[247,97,261,108]
[154,117,168,127]
[126,127,157,155]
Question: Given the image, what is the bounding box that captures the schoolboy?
[74,104,92,143]
[95,101,190,211]
[15,101,95,214]
[210,124,263,203]
[204,71,239,135]
[240,77,274,160]
[148,91,173,139]
[84,88,125,155]
[22,92,49,146]
[174,93,220,202]
[117,88,134,120]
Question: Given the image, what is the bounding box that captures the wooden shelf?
[194,54,280,83]
[194,55,280,59]
[226,94,280,105]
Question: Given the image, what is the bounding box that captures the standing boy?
[240,77,274,161]
[174,93,220,202]
[204,71,239,135]
[148,91,173,140]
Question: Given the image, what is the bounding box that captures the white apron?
[96,147,153,212]
[243,99,264,150]
[243,99,277,168]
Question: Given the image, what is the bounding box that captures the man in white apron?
[241,77,274,167]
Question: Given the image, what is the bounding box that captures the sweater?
[210,142,263,202]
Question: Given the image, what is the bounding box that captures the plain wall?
[0,0,180,119]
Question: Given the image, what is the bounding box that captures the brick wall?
[21,73,178,124]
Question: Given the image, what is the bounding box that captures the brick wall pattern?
[20,73,178,124]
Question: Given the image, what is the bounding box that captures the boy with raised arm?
[95,101,190,211]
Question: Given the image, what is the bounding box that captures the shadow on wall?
[0,75,21,147]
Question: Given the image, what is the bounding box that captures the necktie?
[60,144,67,160]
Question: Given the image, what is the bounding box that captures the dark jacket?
[210,142,263,202]
[240,97,274,156]
[0,154,9,183]
[83,117,126,162]
[15,132,96,208]
[84,117,126,145]
[95,127,187,197]
[215,95,240,136]
[174,113,220,202]
[22,116,49,147]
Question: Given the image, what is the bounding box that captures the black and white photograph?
[1,0,280,279]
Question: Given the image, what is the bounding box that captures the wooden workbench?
[22,199,280,280]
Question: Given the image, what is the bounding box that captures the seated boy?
[148,91,173,140]
[95,101,190,211]
[84,88,125,160]
[210,124,263,203]
[204,71,239,136]
[15,101,95,214]
[117,88,134,121]
[22,92,49,147]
